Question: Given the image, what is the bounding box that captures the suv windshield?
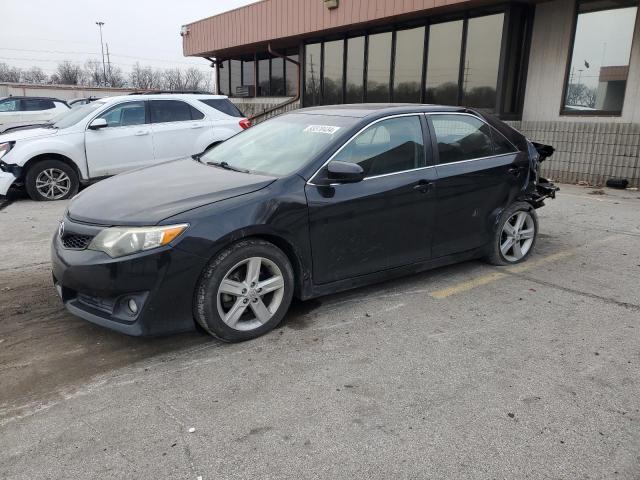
[50,101,106,129]
[199,114,357,176]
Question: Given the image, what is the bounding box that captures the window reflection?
[463,14,504,109]
[218,60,229,96]
[393,27,424,103]
[425,21,463,105]
[323,39,344,104]
[242,58,254,88]
[305,43,322,106]
[346,36,365,103]
[258,56,270,96]
[230,60,241,97]
[564,0,637,113]
[286,50,299,96]
[271,57,285,96]
[366,32,392,102]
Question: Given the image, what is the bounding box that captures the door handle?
[508,166,523,175]
[134,130,149,136]
[190,124,203,129]
[413,180,432,193]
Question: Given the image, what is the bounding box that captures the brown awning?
[182,0,511,59]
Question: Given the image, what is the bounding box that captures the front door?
[85,100,153,177]
[305,115,436,284]
[427,113,527,258]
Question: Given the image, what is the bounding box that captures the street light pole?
[96,21,107,86]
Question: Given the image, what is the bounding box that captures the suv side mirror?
[88,118,108,130]
[326,161,365,184]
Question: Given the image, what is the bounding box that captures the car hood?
[67,157,277,225]
[0,127,57,142]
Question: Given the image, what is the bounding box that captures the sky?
[1,0,259,77]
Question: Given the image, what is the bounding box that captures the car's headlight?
[0,142,14,160]
[88,224,189,258]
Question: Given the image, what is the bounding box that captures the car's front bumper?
[0,171,17,196]
[51,219,208,336]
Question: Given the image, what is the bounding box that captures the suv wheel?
[25,159,79,201]
[195,239,294,342]
[485,201,538,266]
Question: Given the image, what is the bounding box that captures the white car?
[0,93,250,201]
[0,96,70,133]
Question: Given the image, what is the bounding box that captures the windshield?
[199,113,357,176]
[50,101,106,129]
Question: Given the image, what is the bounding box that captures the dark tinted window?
[431,114,494,164]
[463,14,504,109]
[425,21,463,105]
[345,36,365,103]
[23,99,55,111]
[0,98,21,112]
[393,27,424,103]
[98,101,146,127]
[190,105,205,120]
[258,57,270,96]
[218,60,230,96]
[323,39,344,105]
[366,32,392,102]
[271,57,285,96]
[199,99,244,118]
[150,100,192,123]
[492,130,517,155]
[333,116,425,177]
[242,58,254,87]
[230,60,241,97]
[304,43,322,106]
[286,50,299,96]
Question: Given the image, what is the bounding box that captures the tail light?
[239,119,251,130]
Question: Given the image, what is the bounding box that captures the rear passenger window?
[492,129,517,155]
[431,114,494,164]
[150,100,193,123]
[332,116,425,178]
[23,99,55,111]
[199,99,244,117]
[190,105,205,120]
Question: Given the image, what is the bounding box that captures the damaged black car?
[51,105,557,342]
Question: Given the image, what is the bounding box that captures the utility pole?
[106,43,112,85]
[96,21,107,87]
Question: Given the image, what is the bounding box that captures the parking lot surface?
[1,184,639,479]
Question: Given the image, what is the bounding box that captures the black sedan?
[52,104,557,342]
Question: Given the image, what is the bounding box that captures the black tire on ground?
[25,159,79,201]
[194,239,295,342]
[484,201,538,266]
[605,178,629,189]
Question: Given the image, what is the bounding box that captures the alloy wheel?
[35,168,71,200]
[500,210,535,262]
[216,256,285,331]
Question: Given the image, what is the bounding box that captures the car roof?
[296,103,468,118]
[0,96,67,102]
[97,93,230,104]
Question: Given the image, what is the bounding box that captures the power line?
[0,56,212,72]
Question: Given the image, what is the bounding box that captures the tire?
[485,201,538,266]
[606,178,629,190]
[25,159,79,201]
[195,239,294,342]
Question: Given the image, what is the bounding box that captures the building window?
[366,32,392,102]
[462,14,505,109]
[305,43,322,105]
[230,60,241,97]
[286,49,299,96]
[425,21,463,105]
[271,57,285,96]
[563,0,638,114]
[242,57,254,89]
[323,39,344,104]
[257,55,270,96]
[218,60,230,96]
[346,36,365,103]
[393,27,425,103]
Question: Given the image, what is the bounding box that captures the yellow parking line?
[429,235,619,299]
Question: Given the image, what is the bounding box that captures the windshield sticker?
[303,125,341,135]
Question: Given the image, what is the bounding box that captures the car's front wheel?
[485,201,538,266]
[25,159,79,201]
[195,239,294,342]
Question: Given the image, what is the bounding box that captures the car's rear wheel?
[485,202,538,266]
[195,239,294,342]
[25,159,79,201]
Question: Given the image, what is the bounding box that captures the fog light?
[127,298,138,314]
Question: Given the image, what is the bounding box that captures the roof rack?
[128,90,212,95]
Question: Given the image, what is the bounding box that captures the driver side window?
[97,101,146,128]
[333,116,425,177]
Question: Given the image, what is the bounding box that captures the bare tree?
[51,61,85,85]
[0,63,22,83]
[130,62,163,90]
[163,68,185,91]
[20,66,47,84]
[183,67,207,91]
[84,59,104,86]
[106,65,126,88]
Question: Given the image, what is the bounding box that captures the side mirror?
[88,118,108,130]
[326,161,364,184]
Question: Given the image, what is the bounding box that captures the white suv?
[0,94,249,200]
[0,96,70,133]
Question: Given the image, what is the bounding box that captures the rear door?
[427,113,525,258]
[149,100,207,161]
[305,114,437,284]
[85,100,153,177]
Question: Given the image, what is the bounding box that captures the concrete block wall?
[508,121,640,187]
